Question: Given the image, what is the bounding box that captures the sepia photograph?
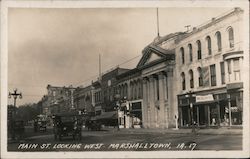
[1,0,249,158]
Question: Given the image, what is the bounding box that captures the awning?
[94,111,117,120]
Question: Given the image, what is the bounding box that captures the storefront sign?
[196,94,214,103]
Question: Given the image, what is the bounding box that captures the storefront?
[129,101,142,128]
[178,89,243,128]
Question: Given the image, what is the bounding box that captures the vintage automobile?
[34,120,47,132]
[52,113,83,140]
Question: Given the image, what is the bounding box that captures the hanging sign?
[196,94,214,103]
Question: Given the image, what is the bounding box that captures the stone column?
[158,72,166,128]
[149,75,156,128]
[166,70,174,128]
[224,60,229,83]
[142,78,148,128]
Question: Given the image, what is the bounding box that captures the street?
[7,126,242,151]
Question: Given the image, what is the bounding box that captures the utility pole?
[156,8,160,37]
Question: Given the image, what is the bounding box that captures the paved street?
[7,126,242,151]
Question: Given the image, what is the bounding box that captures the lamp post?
[8,89,22,140]
[8,89,22,110]
[114,94,121,131]
[227,94,232,127]
[185,91,196,134]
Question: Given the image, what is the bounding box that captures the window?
[197,40,202,59]
[189,70,194,88]
[210,64,217,86]
[180,47,185,64]
[206,36,212,55]
[228,27,234,48]
[216,31,222,52]
[233,59,240,80]
[220,62,225,84]
[134,82,137,99]
[188,44,193,62]
[198,67,203,87]
[181,72,186,90]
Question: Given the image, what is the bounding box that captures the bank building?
[115,7,245,129]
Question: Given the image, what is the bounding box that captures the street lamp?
[114,94,121,131]
[8,89,22,140]
[185,91,196,134]
[9,89,22,109]
[227,94,232,126]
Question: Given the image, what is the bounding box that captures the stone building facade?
[45,85,76,115]
[175,8,244,127]
[73,86,95,115]
[116,68,142,128]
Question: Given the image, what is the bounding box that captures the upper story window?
[188,44,193,62]
[181,72,186,90]
[189,69,194,88]
[206,36,212,55]
[215,31,222,52]
[210,64,217,86]
[220,62,225,84]
[233,58,240,81]
[197,40,202,60]
[180,47,185,64]
[228,27,234,48]
[197,67,203,87]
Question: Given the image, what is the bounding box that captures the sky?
[8,7,233,106]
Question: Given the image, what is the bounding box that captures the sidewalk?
[106,127,243,135]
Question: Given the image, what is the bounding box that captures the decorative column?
[149,75,156,128]
[158,72,166,128]
[142,78,148,128]
[166,69,174,128]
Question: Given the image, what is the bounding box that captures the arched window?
[188,44,193,62]
[197,67,203,87]
[137,80,141,98]
[189,70,194,88]
[181,72,186,90]
[215,31,222,52]
[130,82,133,100]
[206,36,212,55]
[228,27,234,48]
[197,40,202,59]
[180,47,185,64]
[134,81,137,99]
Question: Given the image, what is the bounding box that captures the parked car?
[85,119,101,131]
[52,113,83,141]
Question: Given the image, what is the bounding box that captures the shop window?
[180,47,185,64]
[220,62,225,84]
[181,72,186,90]
[210,64,217,86]
[197,67,203,87]
[228,27,234,48]
[188,43,193,62]
[233,58,240,81]
[206,36,212,55]
[197,40,202,60]
[215,31,222,52]
[189,69,194,88]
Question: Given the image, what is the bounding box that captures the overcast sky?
[8,7,232,106]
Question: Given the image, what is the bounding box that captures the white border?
[1,0,249,158]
